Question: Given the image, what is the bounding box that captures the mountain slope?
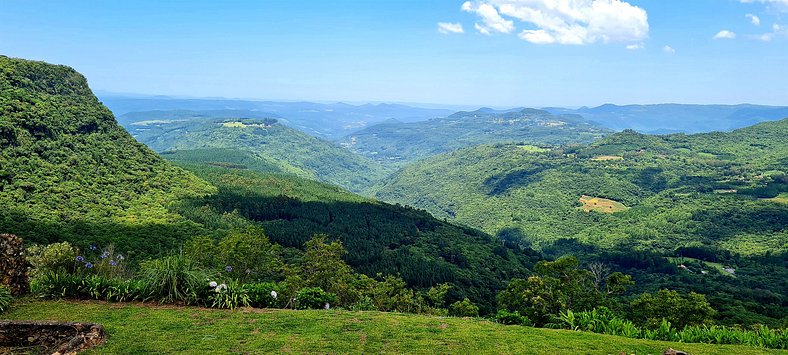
[0,56,214,253]
[127,117,392,192]
[339,108,610,167]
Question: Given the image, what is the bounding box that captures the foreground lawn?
[4,300,786,354]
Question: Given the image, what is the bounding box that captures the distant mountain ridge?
[339,108,609,167]
[100,95,454,139]
[545,103,788,133]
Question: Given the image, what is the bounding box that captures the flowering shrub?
[206,280,249,310]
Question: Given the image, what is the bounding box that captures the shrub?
[138,253,208,304]
[0,285,12,313]
[26,242,78,278]
[294,287,336,310]
[242,282,283,308]
[495,310,529,325]
[449,298,479,317]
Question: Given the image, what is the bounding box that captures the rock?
[0,233,29,295]
[663,349,689,355]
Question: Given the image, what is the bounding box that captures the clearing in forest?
[591,155,624,161]
[578,195,629,213]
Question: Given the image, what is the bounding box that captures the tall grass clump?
[139,253,209,304]
[0,285,12,313]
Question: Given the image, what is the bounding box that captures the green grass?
[4,300,785,354]
[666,257,736,277]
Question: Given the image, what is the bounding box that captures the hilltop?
[0,56,214,254]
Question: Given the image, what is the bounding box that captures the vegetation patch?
[517,144,549,153]
[578,195,629,213]
[591,155,624,161]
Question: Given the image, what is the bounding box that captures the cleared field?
[578,195,629,213]
[3,300,784,354]
[591,155,624,161]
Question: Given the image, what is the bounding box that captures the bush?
[0,285,12,313]
[495,310,529,325]
[242,282,283,308]
[26,242,78,279]
[449,298,479,317]
[295,287,336,310]
[138,253,208,304]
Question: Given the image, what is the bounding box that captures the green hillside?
[373,122,788,324]
[173,163,540,313]
[127,116,391,192]
[6,300,782,355]
[0,56,214,255]
[339,108,610,167]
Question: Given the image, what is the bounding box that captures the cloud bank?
[461,0,649,45]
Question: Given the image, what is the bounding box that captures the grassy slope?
[5,300,784,354]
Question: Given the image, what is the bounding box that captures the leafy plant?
[138,253,208,304]
[449,298,479,317]
[0,285,12,313]
[494,310,529,325]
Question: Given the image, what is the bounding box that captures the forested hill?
[0,56,214,252]
[127,116,392,193]
[339,108,610,167]
[373,119,788,254]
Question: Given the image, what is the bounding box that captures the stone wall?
[0,233,29,295]
[0,321,105,354]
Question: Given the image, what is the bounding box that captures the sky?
[1,0,787,107]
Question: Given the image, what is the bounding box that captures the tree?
[629,289,716,328]
[218,226,282,282]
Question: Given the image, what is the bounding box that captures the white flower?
[209,281,218,288]
[215,283,227,293]
[270,290,278,299]
[324,303,330,310]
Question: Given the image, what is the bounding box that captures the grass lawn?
[3,300,786,354]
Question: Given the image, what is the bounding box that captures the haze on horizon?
[2,0,787,108]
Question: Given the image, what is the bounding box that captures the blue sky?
[1,0,787,107]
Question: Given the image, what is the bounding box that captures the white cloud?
[746,13,761,26]
[460,0,649,45]
[462,1,515,35]
[663,45,676,54]
[713,30,737,39]
[625,42,644,50]
[437,22,465,34]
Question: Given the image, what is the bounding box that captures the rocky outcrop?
[0,234,28,295]
[0,321,105,354]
